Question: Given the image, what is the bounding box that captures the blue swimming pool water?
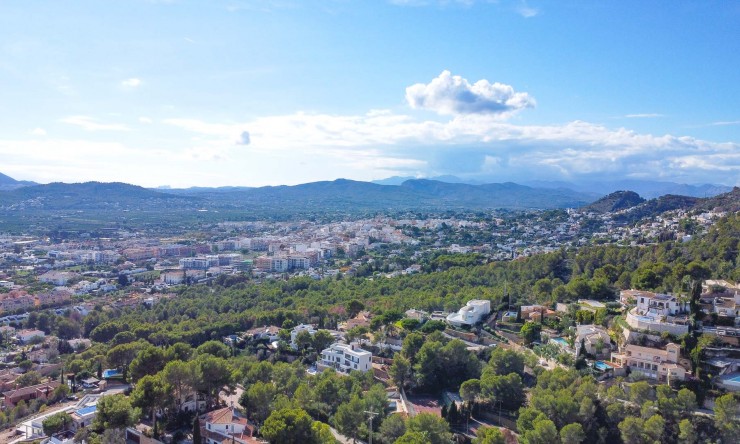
[594,361,612,371]
[102,369,122,378]
[552,338,569,346]
[728,375,740,383]
[76,405,97,416]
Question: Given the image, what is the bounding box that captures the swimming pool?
[76,405,97,416]
[551,337,569,347]
[102,369,122,379]
[594,361,612,371]
[727,374,740,383]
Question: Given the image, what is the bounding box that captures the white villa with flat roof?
[446,299,491,327]
[635,292,688,316]
[319,342,372,373]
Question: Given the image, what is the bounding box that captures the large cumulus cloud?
[405,70,535,116]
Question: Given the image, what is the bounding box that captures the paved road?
[330,426,362,444]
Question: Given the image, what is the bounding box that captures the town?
[0,202,736,444]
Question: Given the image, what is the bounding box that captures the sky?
[1,0,739,188]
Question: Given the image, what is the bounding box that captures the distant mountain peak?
[0,172,19,185]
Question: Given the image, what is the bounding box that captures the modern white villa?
[318,342,372,373]
[446,299,491,327]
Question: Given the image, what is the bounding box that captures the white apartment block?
[319,342,372,373]
[446,299,491,327]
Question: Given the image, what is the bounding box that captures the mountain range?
[0,172,737,220]
[372,175,732,199]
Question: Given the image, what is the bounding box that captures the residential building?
[520,305,558,322]
[16,329,45,344]
[319,342,372,373]
[446,299,491,327]
[635,292,688,316]
[404,309,429,321]
[35,288,72,307]
[201,406,257,444]
[346,311,372,330]
[3,381,60,407]
[246,326,281,343]
[290,324,316,349]
[574,324,612,356]
[0,291,35,313]
[38,271,77,286]
[71,404,97,429]
[611,343,687,383]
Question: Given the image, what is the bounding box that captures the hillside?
[0,172,37,191]
[524,179,732,199]
[0,172,18,185]
[580,190,645,213]
[696,187,740,213]
[611,189,740,224]
[170,178,598,212]
[0,181,196,210]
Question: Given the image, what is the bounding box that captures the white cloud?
[30,128,47,136]
[60,115,130,132]
[516,2,539,18]
[139,117,153,124]
[162,109,740,186]
[710,120,740,126]
[121,78,142,88]
[405,70,535,117]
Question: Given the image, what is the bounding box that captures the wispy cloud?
[30,128,47,136]
[121,78,142,88]
[625,113,664,118]
[60,115,130,132]
[516,1,539,18]
[709,120,740,126]
[406,70,535,117]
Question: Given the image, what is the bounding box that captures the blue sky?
[1,0,739,187]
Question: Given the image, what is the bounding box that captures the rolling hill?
[580,191,646,213]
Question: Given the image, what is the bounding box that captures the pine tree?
[192,417,202,444]
[448,402,458,425]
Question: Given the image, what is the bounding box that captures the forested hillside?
[73,214,738,347]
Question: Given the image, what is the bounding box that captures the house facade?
[201,407,256,444]
[611,343,687,383]
[319,342,372,373]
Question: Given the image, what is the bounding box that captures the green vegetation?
[18,212,737,442]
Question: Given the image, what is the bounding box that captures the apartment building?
[0,292,35,313]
